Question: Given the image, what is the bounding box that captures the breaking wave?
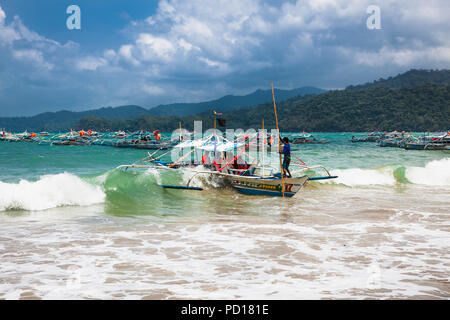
[405,158,450,186]
[322,158,450,187]
[0,173,105,211]
[1,158,448,211]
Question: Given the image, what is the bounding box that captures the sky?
[0,0,449,117]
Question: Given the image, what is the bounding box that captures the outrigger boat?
[117,84,337,198]
[0,131,21,142]
[111,130,127,139]
[378,131,413,147]
[113,130,173,150]
[288,132,329,144]
[114,139,171,150]
[0,131,40,142]
[399,132,450,150]
[50,130,94,146]
[117,133,336,197]
[368,130,450,150]
[350,131,385,143]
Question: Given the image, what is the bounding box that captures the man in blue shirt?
[280,137,292,178]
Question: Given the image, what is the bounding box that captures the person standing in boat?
[280,137,292,178]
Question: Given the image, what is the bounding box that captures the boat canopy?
[198,141,243,152]
[173,139,206,149]
[173,135,244,152]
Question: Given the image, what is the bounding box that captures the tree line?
[75,84,450,132]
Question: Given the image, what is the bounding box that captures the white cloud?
[198,57,229,73]
[91,0,450,105]
[177,38,199,52]
[0,9,66,49]
[104,49,116,60]
[119,44,140,66]
[76,56,108,71]
[349,45,450,68]
[142,84,165,96]
[1,0,450,116]
[12,49,54,70]
[0,5,74,73]
[399,0,449,24]
[0,6,20,44]
[136,33,176,61]
[172,17,214,38]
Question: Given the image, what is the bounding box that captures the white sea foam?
[0,173,105,211]
[321,158,450,187]
[406,158,450,186]
[1,216,448,299]
[180,165,223,188]
[0,171,448,299]
[327,167,396,186]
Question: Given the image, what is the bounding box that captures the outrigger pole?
[271,82,285,198]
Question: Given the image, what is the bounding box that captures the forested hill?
[346,69,450,90]
[75,68,450,132]
[2,69,449,132]
[147,86,325,116]
[0,87,324,131]
[76,84,450,132]
[0,105,151,132]
[214,84,450,132]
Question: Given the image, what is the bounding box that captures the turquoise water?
[1,132,447,182]
[0,133,449,299]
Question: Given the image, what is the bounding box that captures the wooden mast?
[271,82,285,198]
[213,114,217,166]
[262,118,265,177]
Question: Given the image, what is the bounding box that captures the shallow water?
[0,133,449,299]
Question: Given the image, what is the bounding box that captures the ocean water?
[0,133,449,299]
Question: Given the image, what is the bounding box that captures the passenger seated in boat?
[232,155,249,170]
[280,137,292,178]
[201,151,217,169]
[153,130,161,141]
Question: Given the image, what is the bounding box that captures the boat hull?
[424,143,449,150]
[229,175,309,197]
[404,143,426,150]
[51,140,91,146]
[114,142,171,150]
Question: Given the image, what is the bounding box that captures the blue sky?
[0,0,449,116]
[0,0,159,50]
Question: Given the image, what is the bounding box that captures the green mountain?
[212,84,450,132]
[148,87,325,116]
[74,69,450,132]
[0,105,150,132]
[346,69,450,90]
[0,87,324,131]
